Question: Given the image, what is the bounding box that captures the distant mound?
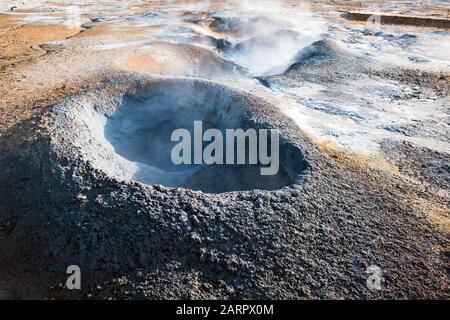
[260,39,367,83]
[286,39,351,72]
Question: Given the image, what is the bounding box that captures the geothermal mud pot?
[54,78,308,193]
[0,75,321,299]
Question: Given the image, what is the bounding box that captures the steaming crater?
[221,29,308,76]
[286,39,353,71]
[195,15,323,76]
[263,39,366,83]
[55,78,308,193]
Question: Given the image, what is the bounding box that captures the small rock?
[226,285,235,294]
[226,256,239,274]
[202,283,213,291]
[254,197,264,209]
[191,215,200,226]
[190,232,202,245]
[153,185,167,193]
[75,193,88,203]
[218,280,227,288]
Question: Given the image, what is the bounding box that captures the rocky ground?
[0,1,448,300]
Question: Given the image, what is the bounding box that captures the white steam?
[221,0,326,76]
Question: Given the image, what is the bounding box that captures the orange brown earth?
[0,0,448,300]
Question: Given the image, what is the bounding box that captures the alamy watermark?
[66,265,81,290]
[366,265,384,291]
[171,121,280,176]
[366,11,382,29]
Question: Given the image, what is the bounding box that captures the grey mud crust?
[0,73,448,300]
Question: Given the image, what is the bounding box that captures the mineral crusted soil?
[0,0,449,299]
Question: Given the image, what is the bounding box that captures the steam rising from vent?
[216,0,326,76]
